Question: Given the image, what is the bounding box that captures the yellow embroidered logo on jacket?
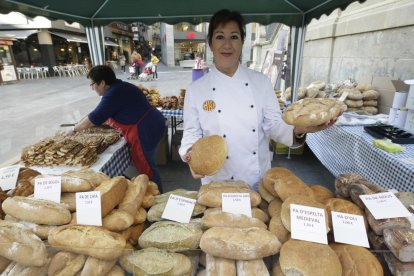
[203,100,216,111]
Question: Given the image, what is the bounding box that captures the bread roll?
[94,176,128,217]
[362,89,379,100]
[206,254,236,276]
[48,225,127,260]
[171,252,192,276]
[118,174,148,216]
[357,83,373,92]
[188,135,228,176]
[80,257,116,276]
[200,227,281,260]
[273,168,314,201]
[258,180,275,203]
[280,240,342,276]
[197,181,261,208]
[363,100,378,106]
[0,220,48,267]
[2,196,71,225]
[269,212,290,244]
[263,168,280,197]
[365,209,411,235]
[48,252,86,276]
[383,251,414,276]
[126,248,175,276]
[309,185,334,204]
[252,207,270,223]
[236,259,269,276]
[201,209,267,229]
[102,209,134,232]
[268,198,283,218]
[283,98,346,127]
[139,221,202,251]
[345,99,363,108]
[128,223,146,246]
[272,260,284,276]
[325,198,367,230]
[106,265,125,276]
[146,181,160,196]
[133,207,147,224]
[330,243,383,275]
[384,228,414,262]
[141,194,155,209]
[61,193,76,212]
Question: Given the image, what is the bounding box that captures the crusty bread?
[118,174,148,216]
[94,176,128,217]
[141,193,155,209]
[383,251,414,276]
[273,168,314,201]
[126,248,175,276]
[102,209,134,232]
[252,207,270,223]
[139,221,202,251]
[368,230,387,250]
[197,181,261,207]
[269,211,290,244]
[106,265,125,276]
[268,198,283,218]
[280,239,342,276]
[200,227,281,260]
[325,198,367,230]
[396,192,414,212]
[61,192,76,212]
[128,223,146,246]
[283,98,346,127]
[188,135,227,176]
[201,209,267,229]
[133,207,147,224]
[335,173,368,198]
[0,220,48,267]
[384,228,414,262]
[309,185,334,204]
[258,180,276,203]
[365,209,411,235]
[146,181,160,196]
[61,168,109,192]
[263,168,281,197]
[48,252,86,276]
[330,243,383,276]
[171,252,192,276]
[80,256,116,276]
[236,259,269,276]
[206,254,236,276]
[280,194,329,232]
[1,261,49,276]
[48,225,127,260]
[4,215,56,240]
[2,196,71,225]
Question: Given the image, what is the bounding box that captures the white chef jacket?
[179,65,295,191]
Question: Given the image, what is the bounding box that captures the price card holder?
[221,193,252,217]
[360,192,412,219]
[161,194,196,223]
[0,165,20,191]
[332,211,369,248]
[290,204,327,244]
[76,192,102,226]
[34,176,61,203]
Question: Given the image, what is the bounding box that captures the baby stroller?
[138,62,154,81]
[127,60,145,80]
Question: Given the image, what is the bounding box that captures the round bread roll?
[356,83,373,92]
[363,100,378,107]
[280,240,342,276]
[344,88,363,100]
[362,89,379,100]
[269,212,290,244]
[258,180,275,203]
[325,198,368,230]
[189,135,227,176]
[345,99,363,108]
[281,194,329,232]
[330,243,383,275]
[309,185,334,204]
[363,106,378,115]
[283,98,346,127]
[272,167,314,201]
[263,168,281,197]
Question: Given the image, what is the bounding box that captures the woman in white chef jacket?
[179,9,336,191]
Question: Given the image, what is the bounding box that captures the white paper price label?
[222,193,252,217]
[34,176,61,203]
[0,165,20,191]
[161,194,196,223]
[332,211,369,248]
[338,91,349,102]
[76,192,102,226]
[290,204,327,244]
[360,192,411,219]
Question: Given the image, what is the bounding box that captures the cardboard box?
[404,109,414,134]
[405,80,414,110]
[370,77,409,115]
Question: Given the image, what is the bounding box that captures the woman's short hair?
[207,9,246,46]
[87,65,116,85]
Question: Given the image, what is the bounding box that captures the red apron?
[106,108,154,179]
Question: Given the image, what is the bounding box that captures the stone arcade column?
[37,30,56,72]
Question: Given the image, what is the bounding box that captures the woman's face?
[90,80,106,96]
[210,21,243,77]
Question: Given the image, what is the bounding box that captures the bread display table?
[159,109,184,135]
[307,125,414,192]
[29,138,131,177]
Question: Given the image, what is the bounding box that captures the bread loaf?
[383,251,414,276]
[268,198,283,218]
[309,185,334,204]
[106,265,125,276]
[348,182,375,209]
[146,181,160,196]
[200,227,281,260]
[2,196,71,225]
[80,257,116,276]
[94,176,128,217]
[272,261,284,276]
[366,209,411,235]
[252,208,270,223]
[139,221,202,251]
[61,168,109,192]
[368,230,387,250]
[362,89,379,100]
[133,207,147,224]
[171,252,192,276]
[4,215,56,240]
[396,192,414,212]
[126,248,175,276]
[188,135,228,176]
[279,239,342,276]
[330,243,383,275]
[118,174,148,216]
[141,194,155,209]
[0,220,48,266]
[1,261,49,276]
[201,209,267,229]
[206,254,236,276]
[258,180,275,203]
[269,211,290,244]
[236,259,269,276]
[48,225,127,260]
[127,223,146,246]
[324,198,367,230]
[263,168,281,197]
[197,181,261,207]
[273,168,314,201]
[48,252,86,276]
[334,173,368,198]
[61,192,76,212]
[384,228,414,262]
[102,209,134,232]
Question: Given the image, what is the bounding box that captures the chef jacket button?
[226,156,229,159]
[252,129,256,132]
[231,176,234,180]
[253,151,256,155]
[213,88,216,91]
[250,105,254,108]
[223,134,226,138]
[218,109,221,113]
[245,83,248,86]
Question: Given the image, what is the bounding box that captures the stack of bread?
[338,83,380,115]
[0,169,161,275]
[275,90,284,109]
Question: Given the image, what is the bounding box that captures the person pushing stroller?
[138,62,154,81]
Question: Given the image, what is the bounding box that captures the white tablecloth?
[307,125,414,192]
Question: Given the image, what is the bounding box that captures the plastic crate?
[274,142,304,155]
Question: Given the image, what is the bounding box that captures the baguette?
[1,261,49,276]
[48,252,86,276]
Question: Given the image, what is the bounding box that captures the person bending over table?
[179,9,337,191]
[74,65,165,190]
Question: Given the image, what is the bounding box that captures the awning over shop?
[0,29,38,39]
[50,31,87,43]
[104,40,118,47]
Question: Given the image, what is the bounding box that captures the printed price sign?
[338,91,349,102]
[290,204,327,244]
[360,192,411,219]
[332,211,369,247]
[76,192,102,226]
[34,176,61,203]
[161,194,196,223]
[0,165,20,191]
[222,193,252,217]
